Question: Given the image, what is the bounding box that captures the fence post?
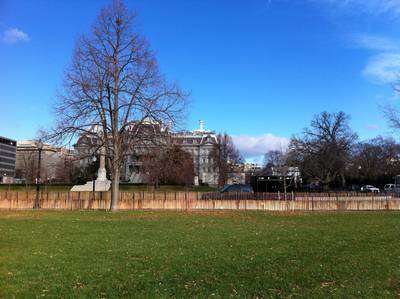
[311,195,314,211]
[372,193,374,210]
[286,194,289,211]
[336,194,339,211]
[56,192,59,209]
[386,194,389,210]
[174,192,177,210]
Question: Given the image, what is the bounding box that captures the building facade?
[75,120,220,186]
[15,140,74,184]
[122,120,219,185]
[171,121,218,185]
[0,136,17,183]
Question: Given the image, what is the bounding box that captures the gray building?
[171,121,218,185]
[75,120,220,186]
[0,136,17,183]
[15,140,74,184]
[122,120,219,186]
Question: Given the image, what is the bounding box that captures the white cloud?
[232,133,289,161]
[353,34,400,51]
[2,28,30,44]
[348,34,400,84]
[306,1,400,84]
[315,0,400,17]
[366,124,381,131]
[363,53,400,83]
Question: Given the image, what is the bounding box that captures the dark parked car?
[301,183,323,192]
[201,184,254,199]
[220,184,254,193]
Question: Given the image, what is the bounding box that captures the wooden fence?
[0,191,399,211]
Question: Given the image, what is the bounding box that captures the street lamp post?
[34,140,43,209]
[92,155,97,201]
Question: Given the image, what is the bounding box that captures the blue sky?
[1,0,400,161]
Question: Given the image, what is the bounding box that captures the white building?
[74,120,221,186]
[171,120,218,186]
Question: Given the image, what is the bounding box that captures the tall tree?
[143,145,195,187]
[211,133,243,187]
[46,1,187,210]
[288,111,357,188]
[263,149,285,175]
[384,82,400,131]
[347,137,400,187]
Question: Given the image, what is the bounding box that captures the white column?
[97,146,107,181]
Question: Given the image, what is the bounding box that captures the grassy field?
[0,184,217,192]
[1,211,400,298]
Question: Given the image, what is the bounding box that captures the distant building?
[244,163,263,173]
[226,162,246,185]
[75,120,221,186]
[118,119,170,184]
[171,120,219,185]
[251,166,302,192]
[244,162,263,184]
[123,120,219,185]
[15,140,74,183]
[0,136,17,184]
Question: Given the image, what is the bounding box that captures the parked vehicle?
[219,184,253,193]
[350,184,361,192]
[360,185,380,193]
[301,183,323,192]
[201,184,254,199]
[384,184,395,192]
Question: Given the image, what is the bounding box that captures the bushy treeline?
[265,111,400,190]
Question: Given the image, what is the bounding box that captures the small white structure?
[71,146,110,191]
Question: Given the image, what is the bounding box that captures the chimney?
[199,120,204,131]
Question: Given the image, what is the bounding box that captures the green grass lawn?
[1,211,400,298]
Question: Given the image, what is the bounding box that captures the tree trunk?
[341,174,346,188]
[110,166,120,211]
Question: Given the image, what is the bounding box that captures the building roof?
[0,136,17,146]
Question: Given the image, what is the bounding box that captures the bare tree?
[288,111,357,189]
[211,133,243,187]
[384,82,400,131]
[142,145,195,187]
[347,137,400,187]
[263,149,298,194]
[46,1,187,210]
[264,150,285,175]
[15,150,37,185]
[141,146,163,188]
